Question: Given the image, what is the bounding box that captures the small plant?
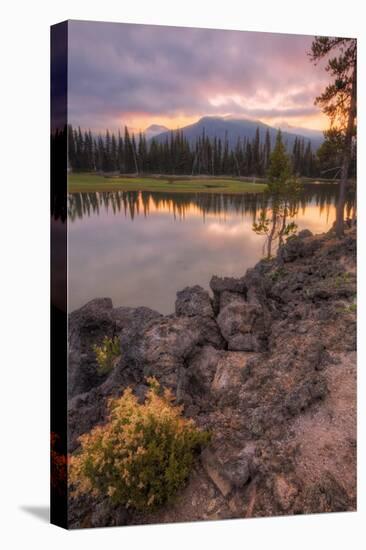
[69,378,210,511]
[92,336,120,375]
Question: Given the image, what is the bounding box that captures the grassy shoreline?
[68,173,268,194]
[68,172,343,195]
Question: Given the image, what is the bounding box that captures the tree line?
[67,124,322,178]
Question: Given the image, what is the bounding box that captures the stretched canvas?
[51,20,357,529]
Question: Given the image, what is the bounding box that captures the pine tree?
[138,132,147,173]
[245,141,252,176]
[131,134,139,174]
[309,37,357,236]
[304,141,313,177]
[67,125,76,171]
[292,137,299,174]
[222,132,230,174]
[117,131,124,173]
[96,135,104,172]
[267,130,292,193]
[110,133,118,172]
[124,126,134,173]
[88,130,95,171]
[264,129,271,171]
[102,130,110,172]
[252,127,261,175]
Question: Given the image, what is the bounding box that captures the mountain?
[144,124,170,140]
[149,116,324,151]
[278,122,324,147]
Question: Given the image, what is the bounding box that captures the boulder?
[278,235,322,263]
[210,275,247,295]
[219,291,246,310]
[243,266,270,304]
[210,275,247,313]
[68,298,116,398]
[201,449,233,498]
[113,305,162,332]
[217,300,267,352]
[68,299,161,398]
[223,445,256,488]
[182,345,222,401]
[212,352,259,393]
[175,285,214,318]
[123,314,225,392]
[201,444,256,497]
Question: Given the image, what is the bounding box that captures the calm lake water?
[68,184,355,314]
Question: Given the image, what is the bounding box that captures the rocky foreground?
[68,227,356,528]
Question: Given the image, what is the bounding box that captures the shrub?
[69,378,210,511]
[92,336,120,375]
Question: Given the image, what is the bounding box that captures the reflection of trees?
[67,190,267,222]
[66,184,355,228]
[252,196,299,259]
[251,184,356,259]
[51,126,67,223]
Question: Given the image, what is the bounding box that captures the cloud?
[67,20,330,131]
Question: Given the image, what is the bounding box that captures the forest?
[66,124,349,179]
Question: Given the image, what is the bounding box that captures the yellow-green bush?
[69,378,210,511]
[92,336,120,375]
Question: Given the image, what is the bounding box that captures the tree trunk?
[278,201,288,247]
[267,205,278,259]
[335,67,357,238]
[132,141,139,175]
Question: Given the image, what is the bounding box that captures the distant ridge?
[277,122,324,142]
[148,116,324,151]
[144,124,170,140]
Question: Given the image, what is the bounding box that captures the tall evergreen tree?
[309,37,357,236]
[67,125,76,171]
[117,131,124,173]
[267,130,292,193]
[252,127,261,175]
[264,129,271,171]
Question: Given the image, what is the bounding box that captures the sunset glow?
[68,21,330,135]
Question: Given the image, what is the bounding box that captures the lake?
[68,184,355,314]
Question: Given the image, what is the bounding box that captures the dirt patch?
[288,351,356,502]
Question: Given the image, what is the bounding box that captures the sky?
[68,20,332,134]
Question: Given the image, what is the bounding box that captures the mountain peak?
[144,124,170,140]
[145,124,169,131]
[149,115,324,150]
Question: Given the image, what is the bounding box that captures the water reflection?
[68,185,355,223]
[253,197,299,259]
[68,185,355,314]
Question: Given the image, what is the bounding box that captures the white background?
[0,0,365,548]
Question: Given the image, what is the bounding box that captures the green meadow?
[68,173,268,194]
